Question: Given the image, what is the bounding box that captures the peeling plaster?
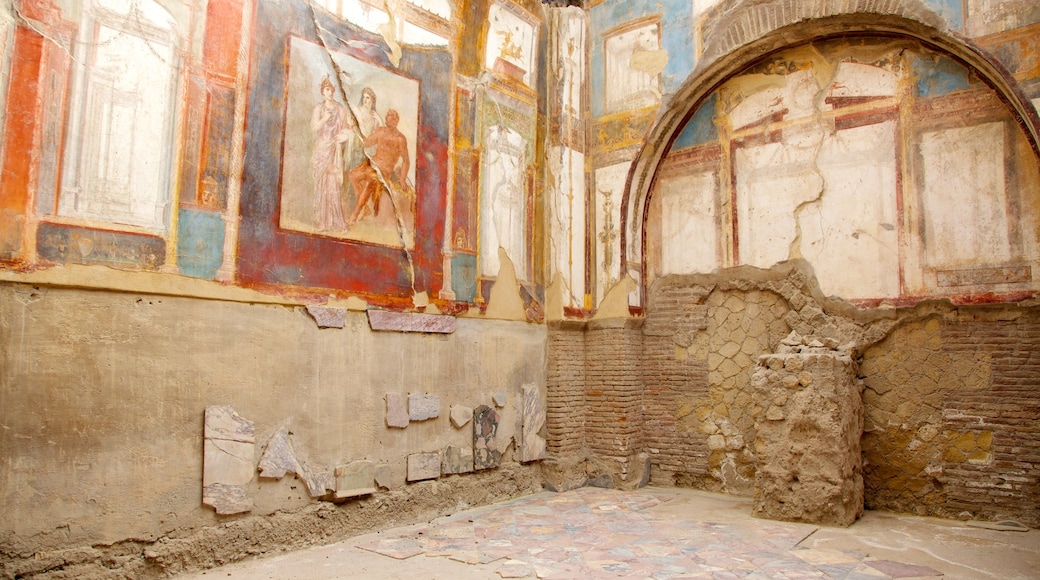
[485,248,528,321]
[592,275,636,320]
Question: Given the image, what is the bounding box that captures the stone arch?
[621,4,1040,306]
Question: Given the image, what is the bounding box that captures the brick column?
[585,318,644,484]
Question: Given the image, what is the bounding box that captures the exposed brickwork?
[584,322,644,482]
[853,309,1040,527]
[642,283,712,485]
[940,313,1040,526]
[546,323,586,456]
[550,266,1038,527]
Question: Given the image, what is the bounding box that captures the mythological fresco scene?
[2,0,1039,578]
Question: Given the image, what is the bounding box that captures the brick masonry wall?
[642,282,712,486]
[551,266,1038,526]
[861,310,1040,526]
[546,322,586,456]
[584,321,644,482]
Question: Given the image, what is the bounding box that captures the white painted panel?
[659,171,718,275]
[920,122,1010,267]
[803,121,900,300]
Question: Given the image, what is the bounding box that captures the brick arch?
[620,7,1040,307]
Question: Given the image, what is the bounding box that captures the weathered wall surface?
[632,265,1040,527]
[0,282,547,576]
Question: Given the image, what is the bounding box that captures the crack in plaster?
[308,2,419,297]
[786,65,834,262]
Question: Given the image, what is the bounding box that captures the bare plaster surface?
[0,282,547,561]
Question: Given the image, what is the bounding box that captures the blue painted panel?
[589,0,694,118]
[673,93,718,149]
[912,52,971,98]
[177,208,225,280]
[451,253,478,303]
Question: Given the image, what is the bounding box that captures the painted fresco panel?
[920,122,1011,268]
[37,223,165,269]
[279,36,419,248]
[238,0,449,300]
[480,125,527,279]
[593,161,628,304]
[735,138,818,269]
[659,170,717,276]
[485,2,537,87]
[58,5,179,232]
[603,20,661,114]
[550,146,586,306]
[803,121,900,300]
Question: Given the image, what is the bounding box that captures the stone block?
[257,429,299,479]
[752,352,863,526]
[442,445,474,475]
[407,452,441,481]
[408,394,441,421]
[305,305,346,328]
[386,393,409,428]
[203,406,255,515]
[450,404,473,428]
[520,384,546,462]
[473,405,502,470]
[334,461,376,499]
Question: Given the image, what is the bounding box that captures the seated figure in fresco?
[347,108,410,226]
[310,76,352,231]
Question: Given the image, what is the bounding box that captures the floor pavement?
[176,486,1040,579]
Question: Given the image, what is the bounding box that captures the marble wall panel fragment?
[520,384,547,462]
[306,305,346,328]
[257,428,300,479]
[334,461,376,499]
[408,394,441,421]
[203,405,255,514]
[386,393,409,428]
[473,404,502,470]
[450,404,473,428]
[407,452,441,481]
[442,445,474,475]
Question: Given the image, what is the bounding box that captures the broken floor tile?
[305,304,346,328]
[865,559,943,578]
[473,404,502,470]
[450,404,473,428]
[386,393,409,428]
[335,460,376,499]
[367,309,456,333]
[442,445,474,475]
[257,429,299,479]
[407,452,441,481]
[203,406,255,515]
[496,559,534,578]
[520,384,546,463]
[408,393,441,421]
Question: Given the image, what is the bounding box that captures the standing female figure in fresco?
[310,76,351,231]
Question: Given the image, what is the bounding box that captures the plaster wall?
[0,282,547,569]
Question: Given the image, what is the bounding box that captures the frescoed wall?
[3,0,1040,576]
